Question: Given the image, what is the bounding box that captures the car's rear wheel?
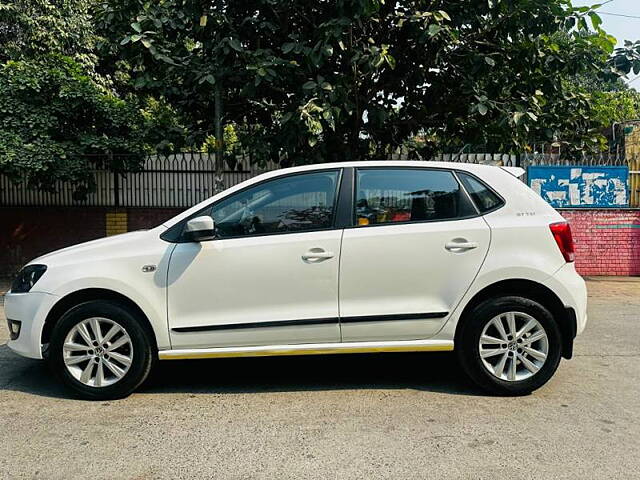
[48,300,154,400]
[456,296,562,395]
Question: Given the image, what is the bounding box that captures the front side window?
[355,168,475,226]
[209,170,340,238]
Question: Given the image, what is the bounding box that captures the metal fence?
[521,151,628,167]
[2,150,638,208]
[0,153,274,208]
[0,151,519,208]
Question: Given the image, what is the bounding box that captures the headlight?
[11,264,47,293]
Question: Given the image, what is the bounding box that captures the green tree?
[554,38,640,154]
[96,0,260,177]
[609,40,640,79]
[0,0,186,190]
[0,0,96,69]
[591,89,640,125]
[0,56,152,190]
[97,0,622,163]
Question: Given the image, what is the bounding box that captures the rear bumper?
[5,291,59,359]
[545,262,587,359]
[547,262,588,336]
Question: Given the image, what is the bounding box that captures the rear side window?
[355,168,476,226]
[457,172,503,213]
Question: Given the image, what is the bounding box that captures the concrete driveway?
[1,278,638,479]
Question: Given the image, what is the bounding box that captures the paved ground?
[1,278,638,479]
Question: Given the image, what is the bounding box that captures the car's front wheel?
[48,300,154,400]
[456,296,562,395]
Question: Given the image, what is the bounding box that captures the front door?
[168,169,343,349]
[339,167,491,342]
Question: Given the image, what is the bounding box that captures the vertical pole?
[214,81,224,193]
[113,170,120,208]
[111,151,120,208]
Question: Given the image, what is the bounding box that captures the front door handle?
[445,240,479,252]
[302,248,335,261]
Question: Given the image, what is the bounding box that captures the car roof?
[264,160,494,174]
[271,161,526,182]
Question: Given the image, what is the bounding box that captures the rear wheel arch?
[41,288,158,353]
[455,279,576,359]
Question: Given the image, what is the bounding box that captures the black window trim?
[348,165,482,230]
[452,170,481,216]
[335,167,354,228]
[454,169,506,215]
[161,167,345,243]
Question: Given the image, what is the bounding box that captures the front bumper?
[4,291,59,359]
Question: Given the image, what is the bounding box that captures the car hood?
[29,227,166,267]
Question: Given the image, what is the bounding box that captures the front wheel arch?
[41,288,158,354]
[455,279,576,359]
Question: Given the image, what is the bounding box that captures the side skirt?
[158,339,454,360]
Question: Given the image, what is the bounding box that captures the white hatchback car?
[5,161,587,399]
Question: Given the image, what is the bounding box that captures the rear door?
[339,167,491,342]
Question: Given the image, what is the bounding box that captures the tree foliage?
[609,40,640,79]
[2,0,640,189]
[583,40,640,129]
[0,0,185,190]
[0,0,96,68]
[0,56,153,190]
[97,0,632,164]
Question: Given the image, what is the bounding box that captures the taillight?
[549,222,575,263]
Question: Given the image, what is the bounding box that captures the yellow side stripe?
[159,343,453,360]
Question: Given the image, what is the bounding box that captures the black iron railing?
[3,150,635,208]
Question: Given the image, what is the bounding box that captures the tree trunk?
[214,81,224,192]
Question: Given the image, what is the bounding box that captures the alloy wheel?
[62,317,133,388]
[478,311,549,382]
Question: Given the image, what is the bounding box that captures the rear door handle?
[445,240,479,252]
[302,248,335,261]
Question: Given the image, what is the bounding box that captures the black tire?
[456,296,562,396]
[48,300,155,400]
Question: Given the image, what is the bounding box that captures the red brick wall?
[0,207,183,278]
[561,209,640,276]
[127,208,183,231]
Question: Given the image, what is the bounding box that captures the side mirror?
[185,215,216,242]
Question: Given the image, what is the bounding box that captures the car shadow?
[142,351,484,396]
[0,344,70,399]
[1,343,484,399]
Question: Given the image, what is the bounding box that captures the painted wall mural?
[528,166,629,208]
